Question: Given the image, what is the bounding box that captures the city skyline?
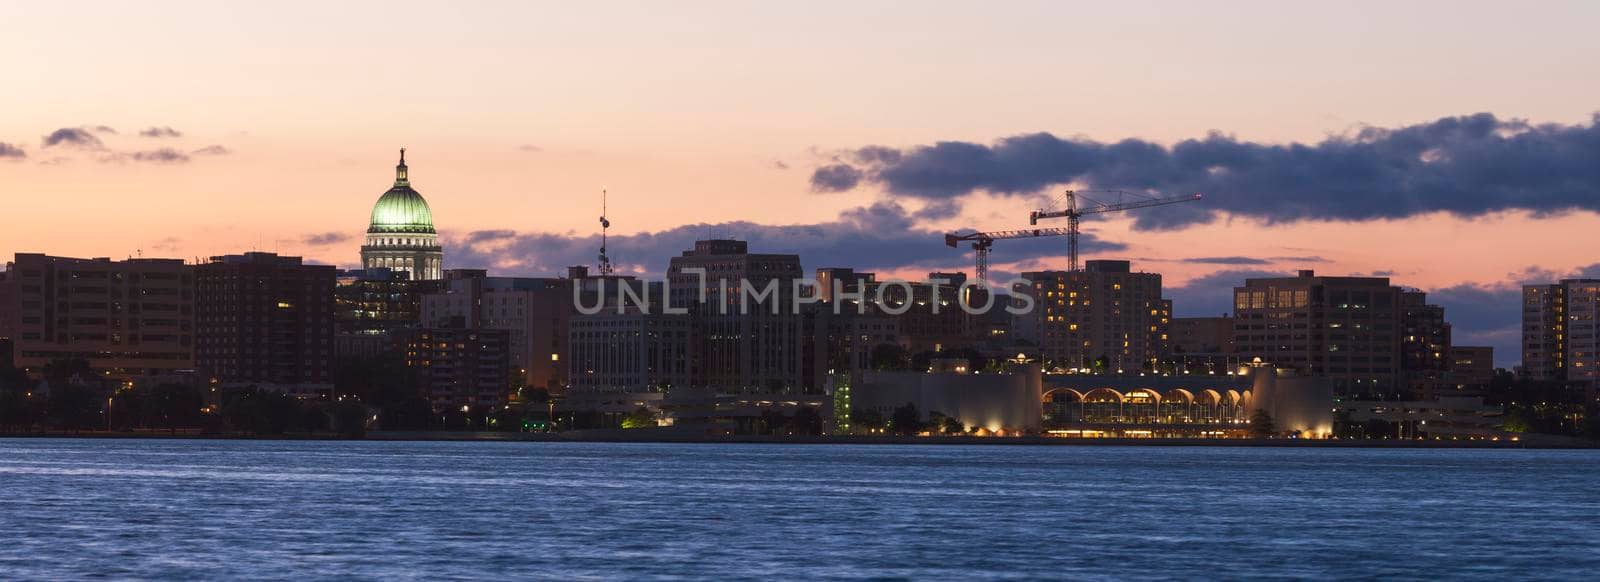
[5,2,1600,368]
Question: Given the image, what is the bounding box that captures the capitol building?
[360,149,443,280]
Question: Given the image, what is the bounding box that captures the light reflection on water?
[1,439,1596,579]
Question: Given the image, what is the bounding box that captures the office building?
[3,253,194,378]
[667,240,808,393]
[1169,317,1235,355]
[421,270,572,391]
[1450,346,1495,396]
[194,252,337,396]
[1233,270,1402,397]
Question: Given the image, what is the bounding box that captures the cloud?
[444,202,1124,278]
[518,144,543,152]
[302,232,351,246]
[42,127,105,149]
[1166,269,1289,318]
[139,126,183,138]
[772,160,790,170]
[0,142,24,159]
[191,145,231,155]
[1182,256,1271,265]
[90,125,117,134]
[103,148,190,164]
[813,112,1600,230]
[810,163,863,192]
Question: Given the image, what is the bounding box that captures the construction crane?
[943,227,1076,286]
[1029,190,1203,272]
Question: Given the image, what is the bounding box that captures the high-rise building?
[395,327,511,412]
[360,149,443,281]
[194,252,337,396]
[421,270,572,391]
[1020,260,1170,373]
[667,240,808,393]
[1400,291,1452,400]
[1233,270,1402,397]
[1522,279,1600,386]
[3,253,194,378]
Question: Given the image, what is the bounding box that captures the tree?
[47,382,102,433]
[327,400,370,438]
[870,343,911,371]
[790,406,824,436]
[941,415,964,435]
[891,402,923,435]
[759,409,788,435]
[1249,409,1276,438]
[621,406,657,429]
[299,401,330,433]
[851,408,886,433]
[142,383,203,433]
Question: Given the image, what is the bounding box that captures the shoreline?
[2,430,1594,449]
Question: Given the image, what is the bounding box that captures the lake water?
[1,439,1596,580]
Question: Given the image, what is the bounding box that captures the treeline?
[0,355,553,437]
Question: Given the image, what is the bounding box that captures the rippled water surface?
[2,439,1597,580]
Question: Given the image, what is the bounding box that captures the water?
[1,439,1596,580]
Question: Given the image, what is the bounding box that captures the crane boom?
[942,227,1077,286]
[1028,189,1202,271]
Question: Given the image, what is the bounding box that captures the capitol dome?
[368,149,436,234]
[359,149,444,281]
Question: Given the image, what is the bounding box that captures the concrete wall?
[856,364,1042,432]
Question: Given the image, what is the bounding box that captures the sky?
[3,1,1600,367]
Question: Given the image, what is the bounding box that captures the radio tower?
[597,188,615,275]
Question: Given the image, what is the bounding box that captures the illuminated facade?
[360,149,443,281]
[1233,270,1403,397]
[1523,279,1600,386]
[1019,260,1171,374]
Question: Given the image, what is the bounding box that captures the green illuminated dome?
[367,149,436,234]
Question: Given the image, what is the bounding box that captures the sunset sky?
[4,1,1600,365]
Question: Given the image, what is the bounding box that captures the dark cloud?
[810,163,863,192]
[104,148,190,163]
[813,113,1600,229]
[0,142,24,159]
[1427,283,1521,368]
[90,125,117,134]
[139,126,183,138]
[1166,269,1289,318]
[1182,256,1271,265]
[444,202,1124,278]
[191,145,231,155]
[42,127,105,149]
[302,232,351,246]
[772,160,790,170]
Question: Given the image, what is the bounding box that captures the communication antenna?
[598,188,615,275]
